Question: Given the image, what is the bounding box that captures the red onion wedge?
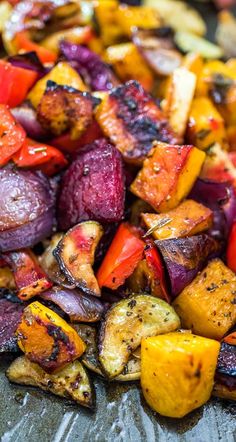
[40,286,104,322]
[0,166,54,251]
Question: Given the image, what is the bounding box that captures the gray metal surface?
[0,2,236,441]
[0,355,235,442]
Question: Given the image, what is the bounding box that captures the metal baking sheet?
[0,2,236,441]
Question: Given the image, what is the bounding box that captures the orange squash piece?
[141,332,220,418]
[142,199,213,240]
[173,259,236,340]
[16,301,86,373]
[130,142,205,212]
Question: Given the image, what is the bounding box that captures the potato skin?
[141,332,220,418]
[173,259,236,340]
[57,139,125,230]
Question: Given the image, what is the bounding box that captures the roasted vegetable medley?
[0,0,236,419]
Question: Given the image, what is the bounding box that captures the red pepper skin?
[13,138,68,176]
[144,239,170,303]
[0,60,38,108]
[226,222,236,273]
[2,249,52,301]
[97,223,145,290]
[0,104,26,166]
[15,31,57,64]
[223,331,236,346]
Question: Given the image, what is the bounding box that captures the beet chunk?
[57,139,125,229]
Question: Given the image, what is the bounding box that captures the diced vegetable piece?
[97,223,144,290]
[94,0,122,47]
[41,287,104,323]
[0,60,38,108]
[141,332,220,418]
[144,240,170,302]
[76,324,141,382]
[0,267,15,290]
[3,249,52,301]
[0,296,24,353]
[213,340,236,401]
[57,139,125,229]
[116,5,161,37]
[60,41,119,92]
[173,259,236,340]
[13,138,68,176]
[37,81,99,140]
[165,68,196,138]
[40,233,73,288]
[28,62,87,108]
[175,31,223,59]
[54,222,103,297]
[182,52,204,78]
[96,80,178,164]
[7,356,95,408]
[200,145,236,187]
[16,301,86,373]
[133,28,182,77]
[223,331,236,346]
[213,381,236,401]
[156,235,220,298]
[196,61,236,126]
[142,200,213,240]
[130,142,205,213]
[41,26,93,54]
[144,0,206,36]
[187,98,228,150]
[104,43,154,91]
[0,104,26,166]
[14,32,57,64]
[98,295,180,378]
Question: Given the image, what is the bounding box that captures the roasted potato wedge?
[7,356,95,408]
[75,324,141,382]
[54,221,104,297]
[98,295,180,378]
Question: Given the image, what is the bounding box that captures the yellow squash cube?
[141,199,213,240]
[141,332,220,418]
[187,97,228,150]
[116,5,161,37]
[173,259,236,340]
[28,62,87,108]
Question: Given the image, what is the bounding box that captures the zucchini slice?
[7,356,95,409]
[175,31,223,59]
[54,221,103,297]
[98,295,180,378]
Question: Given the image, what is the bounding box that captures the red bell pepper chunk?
[97,223,145,290]
[226,222,236,273]
[3,249,52,301]
[0,60,38,108]
[15,32,57,64]
[144,239,170,303]
[223,331,236,346]
[0,104,26,166]
[13,138,68,176]
[51,120,103,154]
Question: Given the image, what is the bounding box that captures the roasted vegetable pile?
[0,0,236,420]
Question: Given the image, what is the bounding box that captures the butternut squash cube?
[104,43,154,92]
[173,259,236,340]
[131,142,205,212]
[142,199,213,240]
[16,301,86,373]
[94,0,122,47]
[141,332,220,418]
[28,62,87,108]
[116,5,161,37]
[187,97,228,150]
